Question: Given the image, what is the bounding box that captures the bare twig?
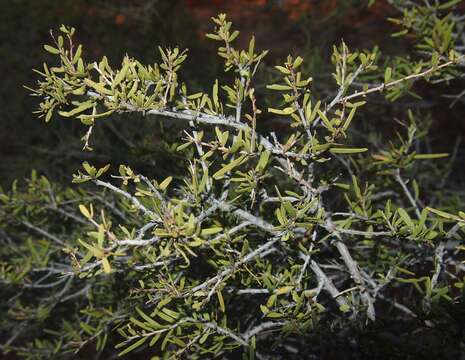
[94,179,158,220]
[394,169,421,219]
[21,221,65,246]
[310,260,349,308]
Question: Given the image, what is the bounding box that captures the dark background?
[2,0,464,188]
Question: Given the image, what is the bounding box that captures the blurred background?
[1,0,464,187]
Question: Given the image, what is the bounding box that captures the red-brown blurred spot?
[115,13,126,25]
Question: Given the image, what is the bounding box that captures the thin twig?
[394,169,421,219]
[309,260,349,308]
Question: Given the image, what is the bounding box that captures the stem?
[394,169,421,219]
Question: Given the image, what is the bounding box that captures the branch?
[431,242,445,291]
[190,237,280,295]
[243,321,287,341]
[334,240,376,321]
[183,317,248,347]
[313,64,364,128]
[94,179,159,220]
[216,201,276,233]
[114,237,159,246]
[394,169,421,219]
[124,103,309,161]
[309,260,349,308]
[342,58,461,103]
[21,221,65,246]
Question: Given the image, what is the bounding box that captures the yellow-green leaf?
[58,101,94,117]
[275,286,293,295]
[159,176,173,191]
[329,147,368,154]
[44,44,60,54]
[213,155,246,180]
[217,290,225,312]
[113,62,129,87]
[84,79,113,96]
[201,227,223,236]
[426,207,462,221]
[79,204,92,219]
[414,153,449,160]
[101,257,111,274]
[398,208,414,230]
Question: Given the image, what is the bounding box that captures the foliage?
[1,2,465,359]
[387,0,465,105]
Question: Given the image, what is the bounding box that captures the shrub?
[1,4,465,359]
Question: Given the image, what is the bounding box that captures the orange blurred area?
[179,0,399,52]
[114,13,126,25]
[184,0,393,23]
[74,0,399,45]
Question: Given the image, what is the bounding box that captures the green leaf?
[79,204,92,219]
[213,155,246,180]
[426,207,462,221]
[58,101,94,118]
[438,0,462,9]
[149,333,162,347]
[248,36,255,58]
[84,79,113,96]
[96,164,110,178]
[199,168,209,193]
[256,151,271,172]
[177,141,192,152]
[413,153,449,160]
[268,107,295,115]
[275,286,293,295]
[157,309,176,323]
[229,30,239,42]
[44,44,60,54]
[266,84,292,91]
[161,328,173,350]
[351,175,361,199]
[114,62,130,87]
[317,109,333,130]
[101,257,111,274]
[78,239,103,258]
[201,227,223,236]
[130,318,154,332]
[217,290,226,312]
[82,161,95,176]
[329,147,368,154]
[97,224,105,247]
[159,176,173,191]
[45,109,53,123]
[157,297,173,310]
[136,308,161,329]
[398,208,414,230]
[275,65,290,74]
[308,100,321,123]
[293,56,304,69]
[384,67,392,83]
[161,308,180,320]
[266,311,283,318]
[79,109,115,122]
[213,79,219,109]
[343,107,357,131]
[117,337,148,357]
[206,33,221,41]
[188,238,204,247]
